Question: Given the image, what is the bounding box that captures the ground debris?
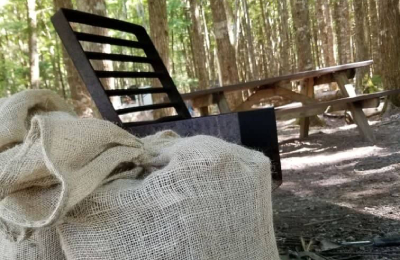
[275,114,400,259]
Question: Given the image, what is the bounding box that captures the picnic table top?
[181,60,373,101]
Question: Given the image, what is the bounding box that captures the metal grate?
[51,8,191,126]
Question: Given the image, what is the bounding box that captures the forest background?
[0,0,399,116]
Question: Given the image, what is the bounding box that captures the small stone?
[282,223,289,229]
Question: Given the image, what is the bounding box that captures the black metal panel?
[129,108,282,184]
[51,8,191,125]
[116,102,177,115]
[238,108,282,186]
[51,10,121,124]
[85,52,152,63]
[105,88,167,96]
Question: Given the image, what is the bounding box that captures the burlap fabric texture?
[0,90,279,260]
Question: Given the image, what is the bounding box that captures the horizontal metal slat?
[116,102,177,115]
[75,32,145,49]
[85,52,152,63]
[122,115,182,127]
[62,9,146,35]
[105,88,167,96]
[95,71,164,78]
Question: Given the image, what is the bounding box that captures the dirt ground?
[273,110,400,259]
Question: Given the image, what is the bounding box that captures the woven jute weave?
[0,90,279,260]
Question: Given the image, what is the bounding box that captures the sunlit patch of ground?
[273,113,400,259]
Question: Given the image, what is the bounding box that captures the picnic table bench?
[182,60,382,142]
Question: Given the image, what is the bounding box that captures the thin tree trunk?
[27,0,39,89]
[188,0,210,93]
[368,0,380,74]
[334,0,352,64]
[258,0,274,77]
[210,0,242,109]
[148,0,172,118]
[316,0,335,67]
[223,0,236,47]
[290,0,313,71]
[241,0,259,80]
[277,0,291,75]
[353,0,370,93]
[200,5,216,84]
[311,5,321,68]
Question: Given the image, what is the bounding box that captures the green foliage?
[0,0,384,106]
[363,74,383,93]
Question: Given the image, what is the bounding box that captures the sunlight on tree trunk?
[27,0,39,89]
[210,0,242,110]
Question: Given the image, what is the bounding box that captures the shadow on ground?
[273,116,400,259]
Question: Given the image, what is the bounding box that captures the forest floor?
[273,109,400,260]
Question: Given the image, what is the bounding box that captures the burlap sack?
[0,90,279,260]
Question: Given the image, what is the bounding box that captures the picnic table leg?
[299,78,315,138]
[215,93,231,113]
[334,72,376,142]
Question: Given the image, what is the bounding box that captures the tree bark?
[200,4,216,84]
[334,0,352,64]
[258,0,275,77]
[290,0,313,71]
[278,0,291,75]
[315,0,335,67]
[379,0,400,106]
[188,0,210,114]
[353,0,370,93]
[368,0,380,74]
[148,0,171,118]
[210,0,242,110]
[27,0,40,89]
[241,0,259,80]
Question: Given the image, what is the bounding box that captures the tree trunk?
[200,4,216,84]
[315,0,335,67]
[210,0,242,110]
[353,0,370,93]
[290,0,313,71]
[53,0,95,116]
[258,0,275,77]
[379,0,400,106]
[148,0,171,118]
[290,0,323,127]
[223,0,237,47]
[27,0,40,89]
[241,0,259,80]
[278,0,292,75]
[188,0,210,114]
[334,0,352,64]
[368,0,380,74]
[311,5,321,68]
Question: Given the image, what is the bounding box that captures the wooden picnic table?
[182,60,380,142]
